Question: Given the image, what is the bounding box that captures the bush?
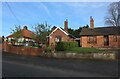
[45,46,52,52]
[69,42,78,47]
[34,43,42,48]
[55,42,66,51]
[55,42,78,51]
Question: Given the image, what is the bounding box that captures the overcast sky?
[2,2,112,37]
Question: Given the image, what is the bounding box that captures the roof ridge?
[49,27,69,36]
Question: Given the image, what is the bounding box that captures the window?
[87,36,97,44]
[113,35,117,42]
[55,36,62,43]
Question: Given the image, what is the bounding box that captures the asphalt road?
[2,52,118,77]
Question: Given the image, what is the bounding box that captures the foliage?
[34,43,42,48]
[105,2,120,26]
[45,46,52,52]
[10,25,22,38]
[10,25,22,44]
[68,25,89,38]
[11,39,15,45]
[55,42,78,51]
[23,39,26,43]
[34,21,51,44]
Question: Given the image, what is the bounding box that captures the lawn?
[59,47,104,53]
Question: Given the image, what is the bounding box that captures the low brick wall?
[53,53,116,60]
[93,53,116,60]
[3,43,43,56]
[41,52,117,60]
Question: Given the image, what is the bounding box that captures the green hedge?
[55,42,78,51]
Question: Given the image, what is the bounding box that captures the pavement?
[2,52,119,77]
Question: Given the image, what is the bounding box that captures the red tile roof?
[7,26,37,39]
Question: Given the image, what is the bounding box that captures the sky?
[2,2,112,37]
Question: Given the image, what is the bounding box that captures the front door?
[104,35,109,46]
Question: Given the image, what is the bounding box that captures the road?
[2,52,118,77]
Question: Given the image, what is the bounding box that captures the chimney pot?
[90,16,94,29]
[24,26,28,30]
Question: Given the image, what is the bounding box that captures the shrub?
[55,42,66,51]
[55,42,78,51]
[45,46,52,52]
[69,42,78,48]
[34,43,42,48]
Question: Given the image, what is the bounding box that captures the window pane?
[87,36,97,44]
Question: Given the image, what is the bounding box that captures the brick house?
[48,19,76,46]
[6,26,38,46]
[80,16,120,48]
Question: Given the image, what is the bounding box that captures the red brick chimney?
[24,26,28,30]
[90,16,94,29]
[64,19,68,32]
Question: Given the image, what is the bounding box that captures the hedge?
[55,42,78,51]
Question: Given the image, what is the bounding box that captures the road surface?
[2,52,118,77]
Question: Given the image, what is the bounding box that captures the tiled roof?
[68,34,76,39]
[49,26,76,39]
[80,26,120,36]
[49,27,69,36]
[7,26,37,39]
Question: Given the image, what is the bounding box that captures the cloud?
[38,3,52,18]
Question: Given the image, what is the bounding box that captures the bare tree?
[105,1,120,26]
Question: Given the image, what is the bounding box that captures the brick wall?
[3,42,44,56]
[81,35,120,48]
[109,35,120,48]
[80,36,103,47]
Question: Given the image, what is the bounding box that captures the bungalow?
[80,16,120,48]
[48,19,76,46]
[6,26,38,46]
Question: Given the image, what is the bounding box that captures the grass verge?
[56,47,104,53]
